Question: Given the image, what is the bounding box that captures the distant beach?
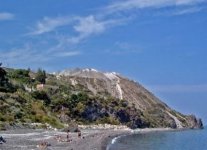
[0,125,177,150]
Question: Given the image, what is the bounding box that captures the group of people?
[54,130,82,143]
[37,130,83,149]
[0,131,83,149]
[65,130,83,142]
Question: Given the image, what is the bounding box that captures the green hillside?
[0,65,203,130]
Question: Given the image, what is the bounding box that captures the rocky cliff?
[56,68,203,129]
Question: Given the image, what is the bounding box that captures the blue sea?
[108,128,207,150]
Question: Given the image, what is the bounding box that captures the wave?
[106,134,128,150]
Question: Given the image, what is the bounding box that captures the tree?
[0,63,7,86]
[36,68,46,84]
[0,63,14,92]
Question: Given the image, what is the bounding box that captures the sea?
[107,128,207,150]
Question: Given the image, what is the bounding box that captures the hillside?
[0,66,203,130]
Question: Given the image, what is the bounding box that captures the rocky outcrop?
[56,68,203,129]
[186,115,203,129]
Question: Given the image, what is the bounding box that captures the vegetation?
[0,66,149,129]
[0,65,195,130]
[0,63,15,92]
[35,68,46,84]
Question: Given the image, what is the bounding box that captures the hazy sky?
[0,0,207,123]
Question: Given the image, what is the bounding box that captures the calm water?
[108,128,207,150]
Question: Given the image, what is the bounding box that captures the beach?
[0,125,131,150]
[0,126,176,150]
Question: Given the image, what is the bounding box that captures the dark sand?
[0,129,130,150]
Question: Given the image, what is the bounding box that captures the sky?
[0,0,207,123]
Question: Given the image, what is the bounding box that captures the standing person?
[66,130,70,142]
[78,131,81,138]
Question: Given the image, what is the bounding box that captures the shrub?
[0,113,6,121]
[14,111,23,119]
[31,91,51,105]
[75,102,86,114]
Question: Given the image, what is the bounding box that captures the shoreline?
[104,127,204,150]
[103,128,176,150]
[101,130,131,150]
[0,126,200,150]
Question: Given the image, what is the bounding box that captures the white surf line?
[167,112,183,128]
[106,134,128,150]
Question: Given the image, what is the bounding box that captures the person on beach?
[78,131,81,138]
[0,136,6,144]
[66,130,71,142]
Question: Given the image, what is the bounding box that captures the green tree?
[0,63,14,92]
[36,68,46,84]
[0,63,7,86]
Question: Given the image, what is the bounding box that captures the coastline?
[0,125,196,150]
[103,128,175,150]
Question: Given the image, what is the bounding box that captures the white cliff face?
[104,72,123,100]
[70,79,78,86]
[116,80,123,99]
[167,112,183,128]
[58,68,98,76]
[104,72,119,80]
[83,68,98,72]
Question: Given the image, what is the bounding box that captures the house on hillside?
[36,84,44,90]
